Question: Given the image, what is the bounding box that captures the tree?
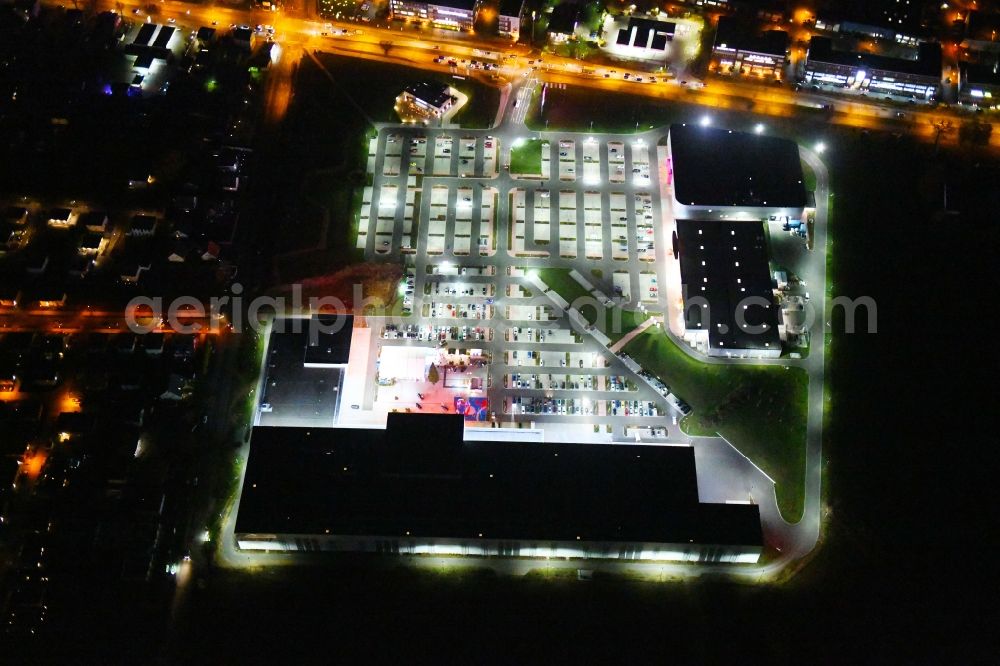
[427,364,439,384]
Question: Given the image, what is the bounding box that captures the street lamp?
[754,123,765,134]
[699,115,711,127]
[815,141,827,153]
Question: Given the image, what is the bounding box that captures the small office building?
[546,2,580,42]
[397,81,457,119]
[803,37,941,100]
[497,0,523,40]
[235,413,764,563]
[711,16,789,79]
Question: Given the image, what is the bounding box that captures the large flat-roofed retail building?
[665,123,807,221]
[803,37,941,100]
[256,315,355,428]
[673,219,781,358]
[235,413,764,563]
[710,16,788,79]
[390,0,479,30]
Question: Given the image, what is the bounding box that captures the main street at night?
[52,0,999,146]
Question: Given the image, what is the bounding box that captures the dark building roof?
[236,413,762,547]
[3,206,28,223]
[669,124,806,209]
[152,25,175,49]
[403,81,454,109]
[547,2,580,35]
[133,22,156,46]
[961,61,1000,86]
[616,17,675,50]
[80,232,104,250]
[675,219,780,354]
[966,11,1000,43]
[430,0,476,10]
[78,210,108,227]
[302,314,354,365]
[807,36,942,78]
[819,0,924,35]
[498,0,523,18]
[714,16,788,56]
[196,26,217,41]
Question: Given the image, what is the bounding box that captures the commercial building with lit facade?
[390,0,479,31]
[803,37,941,100]
[397,81,457,119]
[497,0,523,40]
[235,413,764,563]
[665,123,807,222]
[710,16,788,79]
[959,61,1000,108]
[814,0,926,45]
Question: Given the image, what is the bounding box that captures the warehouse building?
[803,37,941,100]
[665,123,807,221]
[235,413,764,563]
[615,16,676,54]
[674,219,781,358]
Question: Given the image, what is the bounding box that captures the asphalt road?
[61,0,999,148]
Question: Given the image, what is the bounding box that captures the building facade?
[710,16,788,79]
[804,37,941,100]
[497,0,523,40]
[959,61,1000,108]
[235,414,765,565]
[390,0,479,31]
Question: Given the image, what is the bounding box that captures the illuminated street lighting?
[815,141,827,153]
[699,115,711,127]
[754,123,765,134]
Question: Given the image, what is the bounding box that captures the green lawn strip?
[604,307,648,343]
[800,159,817,191]
[539,268,648,342]
[510,139,543,174]
[623,327,807,521]
[316,53,499,128]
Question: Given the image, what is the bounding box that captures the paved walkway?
[608,316,659,353]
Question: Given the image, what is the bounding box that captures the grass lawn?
[623,328,808,521]
[510,139,543,174]
[538,267,648,342]
[527,86,688,134]
[316,53,499,128]
[801,159,817,191]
